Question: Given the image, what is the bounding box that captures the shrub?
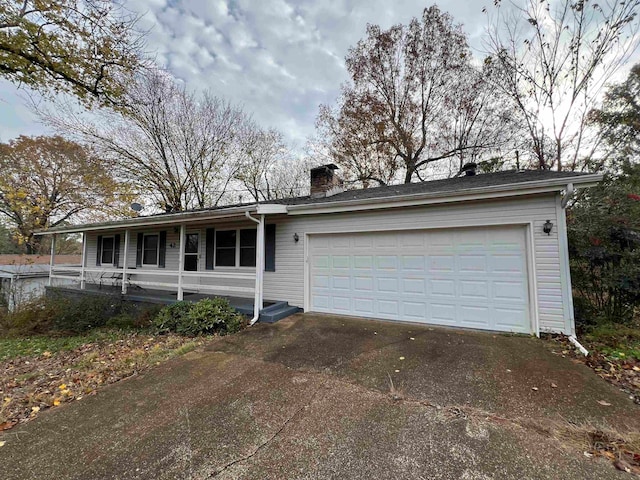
[0,297,61,336]
[50,294,122,333]
[568,162,640,326]
[153,298,245,336]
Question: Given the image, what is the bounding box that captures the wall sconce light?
[543,220,553,235]
[169,242,177,248]
[293,233,299,243]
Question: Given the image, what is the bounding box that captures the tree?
[589,63,640,166]
[0,0,143,107]
[0,136,129,253]
[0,223,21,254]
[568,162,640,325]
[235,126,309,201]
[485,0,640,171]
[45,69,250,212]
[317,6,516,186]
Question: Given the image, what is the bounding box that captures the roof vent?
[462,162,477,176]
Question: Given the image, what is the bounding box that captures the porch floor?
[48,284,276,317]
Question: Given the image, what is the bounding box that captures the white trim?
[304,222,538,335]
[526,222,541,336]
[556,194,576,335]
[256,204,287,214]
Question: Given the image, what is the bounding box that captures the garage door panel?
[309,226,530,333]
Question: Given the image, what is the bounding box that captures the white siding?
[263,193,572,334]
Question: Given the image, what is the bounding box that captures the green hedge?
[153,298,245,336]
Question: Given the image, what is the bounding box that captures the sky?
[0,0,494,147]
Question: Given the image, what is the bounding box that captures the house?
[0,255,81,311]
[39,164,601,335]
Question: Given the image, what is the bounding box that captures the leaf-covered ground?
[0,331,211,431]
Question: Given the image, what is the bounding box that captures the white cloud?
[0,0,496,146]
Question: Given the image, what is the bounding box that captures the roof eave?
[35,204,261,235]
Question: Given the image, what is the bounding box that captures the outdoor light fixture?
[543,220,553,235]
[169,242,176,248]
[293,233,299,243]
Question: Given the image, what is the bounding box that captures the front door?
[184,232,199,271]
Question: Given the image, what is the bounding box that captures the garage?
[309,225,532,333]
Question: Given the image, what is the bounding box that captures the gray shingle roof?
[270,169,595,206]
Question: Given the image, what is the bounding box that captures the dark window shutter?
[265,224,276,272]
[205,228,215,270]
[158,231,167,268]
[113,234,121,267]
[96,235,103,266]
[136,233,143,267]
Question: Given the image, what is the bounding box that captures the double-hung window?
[215,229,256,267]
[100,236,114,265]
[142,234,159,265]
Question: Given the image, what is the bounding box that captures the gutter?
[244,211,264,326]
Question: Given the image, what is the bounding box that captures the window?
[142,234,159,265]
[101,236,114,265]
[215,229,256,267]
[215,230,236,267]
[240,229,256,267]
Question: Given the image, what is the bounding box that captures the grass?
[0,329,127,361]
[581,322,640,361]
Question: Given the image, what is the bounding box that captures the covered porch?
[40,204,297,323]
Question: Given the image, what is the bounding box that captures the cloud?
[0,0,495,146]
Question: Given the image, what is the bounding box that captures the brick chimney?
[310,164,343,198]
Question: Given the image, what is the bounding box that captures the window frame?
[142,233,160,267]
[214,228,257,269]
[100,235,115,266]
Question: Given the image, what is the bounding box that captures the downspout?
[245,211,264,325]
[560,183,588,356]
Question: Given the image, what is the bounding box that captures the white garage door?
[309,226,531,333]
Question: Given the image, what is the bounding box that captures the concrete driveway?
[2,314,638,479]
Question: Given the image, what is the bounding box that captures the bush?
[0,297,62,336]
[153,298,245,336]
[568,162,640,326]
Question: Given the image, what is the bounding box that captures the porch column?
[48,234,57,286]
[80,232,88,289]
[177,224,185,301]
[254,215,265,318]
[121,230,130,294]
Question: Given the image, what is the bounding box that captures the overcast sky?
[1,0,496,146]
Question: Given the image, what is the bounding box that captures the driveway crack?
[208,380,327,478]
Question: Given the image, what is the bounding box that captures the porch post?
[177,224,185,301]
[121,230,130,294]
[80,232,87,289]
[48,234,56,286]
[254,215,265,318]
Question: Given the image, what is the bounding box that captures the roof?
[0,264,54,278]
[272,169,597,206]
[38,169,602,234]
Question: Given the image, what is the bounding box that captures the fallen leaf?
[583,451,593,458]
[0,421,16,431]
[0,441,5,447]
[597,400,612,406]
[31,406,40,414]
[551,383,558,388]
[633,366,640,372]
[399,356,405,360]
[409,337,415,341]
[42,351,51,357]
[531,387,539,391]
[58,384,67,390]
[395,369,400,373]
[53,399,61,406]
[506,369,512,373]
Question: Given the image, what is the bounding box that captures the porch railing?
[49,266,255,296]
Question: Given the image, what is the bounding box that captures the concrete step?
[259,303,301,323]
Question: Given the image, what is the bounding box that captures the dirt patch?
[0,332,209,430]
